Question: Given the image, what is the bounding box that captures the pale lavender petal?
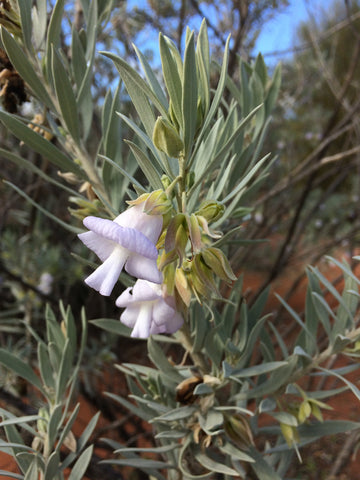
[117,279,182,338]
[131,304,153,338]
[116,280,160,308]
[114,205,163,244]
[115,287,134,308]
[125,255,162,284]
[166,312,184,333]
[84,247,127,296]
[132,279,161,301]
[78,231,116,262]
[149,322,167,335]
[120,306,139,328]
[152,301,184,334]
[83,216,158,259]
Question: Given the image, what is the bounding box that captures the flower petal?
[83,216,158,259]
[116,280,160,307]
[133,279,162,300]
[84,247,127,296]
[78,231,116,262]
[131,304,153,338]
[125,255,162,284]
[115,204,163,244]
[153,301,183,334]
[120,305,139,329]
[115,286,134,308]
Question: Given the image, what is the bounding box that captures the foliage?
[0,1,360,480]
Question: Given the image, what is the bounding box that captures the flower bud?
[186,213,202,253]
[280,423,299,447]
[165,214,188,265]
[196,200,225,223]
[153,116,184,158]
[175,267,191,306]
[68,197,105,220]
[144,190,173,215]
[191,254,219,299]
[201,247,237,283]
[223,413,254,449]
[128,190,173,215]
[298,400,312,423]
[37,407,49,434]
[161,174,171,189]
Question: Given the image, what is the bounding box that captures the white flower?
[116,279,183,338]
[78,205,163,296]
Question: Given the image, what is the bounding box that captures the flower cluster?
[78,202,183,338]
[79,188,237,338]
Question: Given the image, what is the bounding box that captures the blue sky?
[255,0,331,63]
[125,0,335,67]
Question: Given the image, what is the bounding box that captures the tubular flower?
[116,279,183,338]
[78,205,163,296]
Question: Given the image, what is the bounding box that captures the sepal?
[128,189,173,215]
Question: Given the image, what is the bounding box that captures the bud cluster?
[277,385,332,448]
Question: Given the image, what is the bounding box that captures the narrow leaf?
[46,0,65,79]
[0,349,44,393]
[101,458,175,469]
[67,445,93,480]
[0,112,81,176]
[159,33,183,128]
[195,452,239,476]
[133,44,168,110]
[125,140,163,189]
[182,32,197,156]
[51,47,80,142]
[0,27,54,109]
[101,51,166,135]
[18,0,32,49]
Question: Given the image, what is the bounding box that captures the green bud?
[162,261,176,295]
[196,200,225,223]
[201,247,237,283]
[144,189,173,215]
[165,214,188,264]
[37,407,49,434]
[175,267,192,306]
[298,401,312,423]
[223,413,254,449]
[310,403,323,422]
[128,190,173,215]
[68,197,104,220]
[280,423,299,447]
[161,174,171,189]
[153,116,184,158]
[191,254,219,299]
[186,213,203,253]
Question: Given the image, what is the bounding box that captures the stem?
[289,324,360,386]
[176,322,209,374]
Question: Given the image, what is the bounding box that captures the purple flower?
[116,279,183,338]
[78,205,163,296]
